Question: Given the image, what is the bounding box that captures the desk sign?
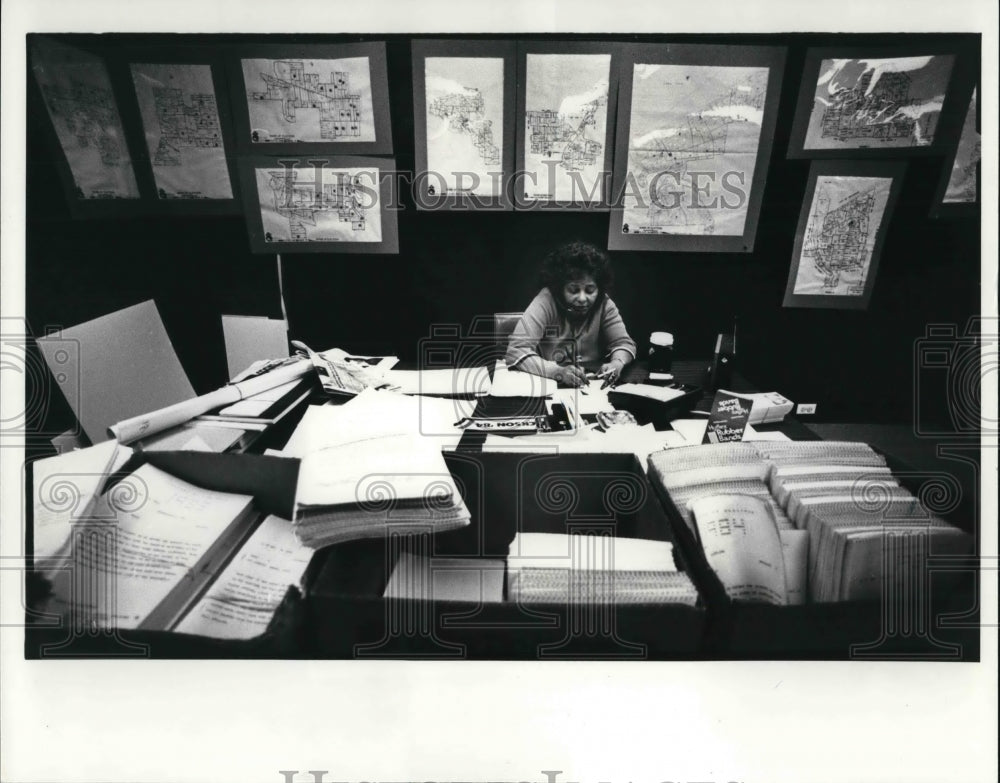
[702,391,751,444]
[455,415,551,434]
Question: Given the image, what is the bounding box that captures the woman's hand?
[550,362,588,388]
[598,358,625,386]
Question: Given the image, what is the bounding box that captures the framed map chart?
[29,36,142,217]
[127,48,240,214]
[515,42,620,209]
[931,84,979,218]
[788,47,959,157]
[412,40,516,210]
[783,161,906,310]
[239,155,399,254]
[230,42,392,155]
[609,44,785,252]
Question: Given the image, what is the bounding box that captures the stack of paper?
[611,382,691,403]
[381,366,492,397]
[280,388,476,457]
[802,496,970,602]
[751,440,972,602]
[754,440,888,468]
[648,443,794,531]
[489,361,556,398]
[383,552,505,604]
[506,532,698,606]
[292,433,471,548]
[209,377,313,421]
[481,423,685,468]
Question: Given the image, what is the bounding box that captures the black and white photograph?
[1,2,996,783]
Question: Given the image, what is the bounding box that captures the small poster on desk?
[702,391,751,444]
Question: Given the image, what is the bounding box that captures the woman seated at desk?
[506,241,637,389]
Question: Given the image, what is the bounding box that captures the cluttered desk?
[25,306,978,660]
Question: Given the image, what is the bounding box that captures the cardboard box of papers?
[645,441,978,659]
[305,451,708,659]
[26,450,313,658]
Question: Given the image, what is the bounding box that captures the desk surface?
[24,358,980,660]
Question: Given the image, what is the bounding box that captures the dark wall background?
[26,33,981,437]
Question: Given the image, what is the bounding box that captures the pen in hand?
[585,370,616,390]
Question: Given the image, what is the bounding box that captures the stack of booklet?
[506,532,699,606]
[648,442,794,531]
[686,494,807,605]
[759,440,972,602]
[649,439,972,604]
[292,433,471,548]
[647,442,807,604]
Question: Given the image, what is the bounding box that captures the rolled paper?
[109,358,313,445]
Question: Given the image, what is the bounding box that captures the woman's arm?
[505,291,587,387]
[599,298,638,364]
[598,299,637,383]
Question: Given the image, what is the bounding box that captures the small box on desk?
[305,452,708,659]
[607,383,703,429]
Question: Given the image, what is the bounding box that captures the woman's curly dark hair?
[539,241,614,297]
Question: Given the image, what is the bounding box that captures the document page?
[381,367,492,396]
[489,361,556,397]
[690,494,787,604]
[45,464,253,629]
[32,441,133,560]
[174,515,312,639]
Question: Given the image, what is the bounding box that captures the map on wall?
[944,88,979,203]
[792,176,892,296]
[131,63,233,200]
[621,63,768,237]
[522,53,610,203]
[30,37,140,199]
[241,56,376,144]
[803,56,954,150]
[254,163,382,244]
[423,57,505,198]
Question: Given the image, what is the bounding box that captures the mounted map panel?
[239,154,399,254]
[229,42,393,155]
[412,40,517,210]
[608,43,786,252]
